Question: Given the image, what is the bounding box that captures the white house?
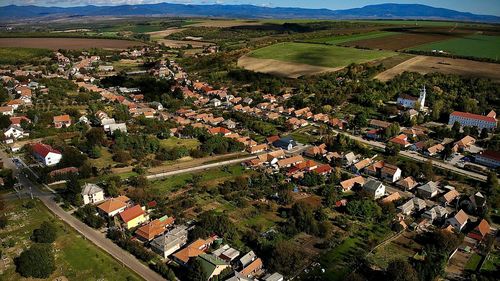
[31,143,62,166]
[4,125,27,140]
[0,106,14,116]
[381,164,402,183]
[107,123,127,135]
[363,179,385,200]
[81,183,105,205]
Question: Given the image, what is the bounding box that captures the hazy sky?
[2,0,500,16]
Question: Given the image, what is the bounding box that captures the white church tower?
[417,85,426,111]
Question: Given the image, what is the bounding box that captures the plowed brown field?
[0,38,145,50]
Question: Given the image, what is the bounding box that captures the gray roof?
[81,183,103,196]
[239,251,256,268]
[151,225,188,251]
[364,179,383,192]
[418,181,439,193]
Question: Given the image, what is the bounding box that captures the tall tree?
[15,244,56,278]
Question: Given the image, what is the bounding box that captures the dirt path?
[375,55,500,82]
[238,55,342,78]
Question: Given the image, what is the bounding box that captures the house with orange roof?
[425,143,445,156]
[208,127,232,136]
[277,155,304,169]
[467,219,490,241]
[97,197,128,217]
[452,135,476,152]
[247,143,268,154]
[240,258,263,278]
[340,176,366,192]
[53,114,72,128]
[351,158,372,173]
[396,176,418,190]
[7,99,23,110]
[172,237,217,266]
[119,205,148,229]
[0,106,14,116]
[446,209,469,232]
[135,215,175,241]
[389,134,411,148]
[439,189,460,206]
[304,144,328,158]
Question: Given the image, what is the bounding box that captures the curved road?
[1,153,165,281]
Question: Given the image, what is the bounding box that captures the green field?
[249,42,396,68]
[308,31,397,45]
[465,253,482,271]
[159,137,201,150]
[0,47,51,65]
[0,199,141,281]
[409,35,500,60]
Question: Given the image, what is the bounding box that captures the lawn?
[0,199,141,281]
[308,31,397,45]
[249,42,396,68]
[409,35,500,60]
[88,147,115,169]
[159,137,201,150]
[0,47,51,65]
[150,164,251,193]
[481,250,500,272]
[465,253,482,271]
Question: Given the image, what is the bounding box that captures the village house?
[213,244,241,262]
[97,197,129,217]
[277,155,304,169]
[53,114,72,128]
[120,205,148,229]
[81,183,105,205]
[439,189,460,206]
[135,215,175,242]
[31,143,62,166]
[4,124,27,140]
[422,205,449,222]
[363,179,385,200]
[0,106,14,116]
[425,143,445,157]
[150,225,189,258]
[304,144,328,158]
[208,127,232,136]
[262,273,284,281]
[389,134,411,148]
[398,197,427,215]
[173,237,217,266]
[369,119,391,129]
[247,143,268,154]
[467,219,490,242]
[417,181,440,199]
[396,176,418,190]
[396,86,426,111]
[343,152,359,166]
[446,209,469,232]
[239,251,257,269]
[351,158,372,174]
[340,176,366,192]
[381,164,402,182]
[196,254,231,279]
[240,257,263,279]
[452,135,476,152]
[448,110,497,130]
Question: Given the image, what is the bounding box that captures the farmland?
[248,42,396,68]
[375,55,500,82]
[0,38,146,50]
[308,31,397,45]
[343,31,457,50]
[409,34,500,60]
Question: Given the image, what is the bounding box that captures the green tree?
[0,114,10,129]
[186,258,207,281]
[64,174,83,206]
[85,127,106,147]
[15,244,56,278]
[386,259,419,281]
[486,172,498,196]
[32,221,57,243]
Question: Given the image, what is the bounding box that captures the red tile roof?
[53,114,71,122]
[450,111,496,123]
[31,143,61,158]
[119,205,145,223]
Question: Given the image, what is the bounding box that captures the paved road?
[146,145,311,180]
[0,153,165,281]
[333,131,487,182]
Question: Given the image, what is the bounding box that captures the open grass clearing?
[159,137,200,150]
[409,34,500,60]
[465,253,482,271]
[249,42,396,68]
[0,199,141,281]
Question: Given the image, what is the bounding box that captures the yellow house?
[119,205,148,229]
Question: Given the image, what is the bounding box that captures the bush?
[32,221,57,243]
[15,244,55,278]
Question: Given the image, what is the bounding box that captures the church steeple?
[418,85,426,111]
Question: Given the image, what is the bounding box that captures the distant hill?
[0,3,499,23]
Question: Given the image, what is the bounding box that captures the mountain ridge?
[0,3,499,23]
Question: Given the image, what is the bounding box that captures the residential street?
[1,153,165,281]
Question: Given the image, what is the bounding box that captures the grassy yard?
[249,42,396,68]
[159,137,201,150]
[88,147,115,169]
[481,250,500,272]
[308,31,397,45]
[0,199,141,281]
[150,164,251,193]
[409,35,500,60]
[0,47,51,65]
[465,253,482,271]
